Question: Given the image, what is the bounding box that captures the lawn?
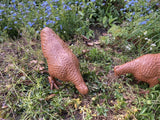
[0,0,160,120]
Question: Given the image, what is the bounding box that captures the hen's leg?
[55,80,62,86]
[48,76,59,89]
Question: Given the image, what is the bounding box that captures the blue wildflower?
[146,8,150,11]
[46,20,55,25]
[13,4,17,10]
[125,4,129,8]
[46,6,51,11]
[28,22,34,27]
[33,18,37,21]
[128,17,132,22]
[65,6,71,10]
[52,0,59,2]
[13,13,17,16]
[36,31,39,33]
[26,10,30,13]
[140,14,143,17]
[146,19,150,21]
[80,2,83,5]
[120,8,124,11]
[33,1,36,6]
[132,12,135,15]
[19,2,24,5]
[41,1,48,6]
[14,21,17,24]
[146,0,150,2]
[0,19,2,21]
[81,5,85,8]
[0,4,5,7]
[46,13,51,18]
[4,26,8,30]
[156,3,159,6]
[75,1,78,4]
[60,25,62,30]
[12,0,16,3]
[0,9,4,14]
[55,17,60,20]
[139,21,147,25]
[53,5,58,8]
[91,0,96,2]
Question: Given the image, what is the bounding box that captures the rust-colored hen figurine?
[114,53,160,87]
[40,27,88,95]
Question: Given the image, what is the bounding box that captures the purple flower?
[140,14,143,17]
[146,19,150,21]
[60,25,62,30]
[28,22,34,27]
[46,20,55,25]
[0,9,4,14]
[33,18,37,21]
[12,0,16,3]
[14,21,17,24]
[132,12,135,15]
[13,13,17,16]
[125,4,129,8]
[4,26,8,30]
[128,18,132,22]
[139,21,147,25]
[55,17,60,20]
[41,1,48,6]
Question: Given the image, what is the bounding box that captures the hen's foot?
[48,76,59,89]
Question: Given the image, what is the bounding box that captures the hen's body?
[40,27,88,95]
[114,54,160,87]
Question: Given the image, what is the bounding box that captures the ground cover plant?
[0,0,160,119]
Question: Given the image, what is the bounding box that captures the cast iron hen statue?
[114,53,160,87]
[40,27,88,95]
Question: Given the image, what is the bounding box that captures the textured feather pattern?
[114,54,160,87]
[40,27,88,95]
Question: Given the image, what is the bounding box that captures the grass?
[0,31,160,119]
[0,0,160,119]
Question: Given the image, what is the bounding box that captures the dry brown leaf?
[39,61,45,65]
[45,94,56,100]
[87,42,94,46]
[4,64,14,72]
[33,64,45,71]
[94,41,100,45]
[30,60,38,64]
[82,49,89,53]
